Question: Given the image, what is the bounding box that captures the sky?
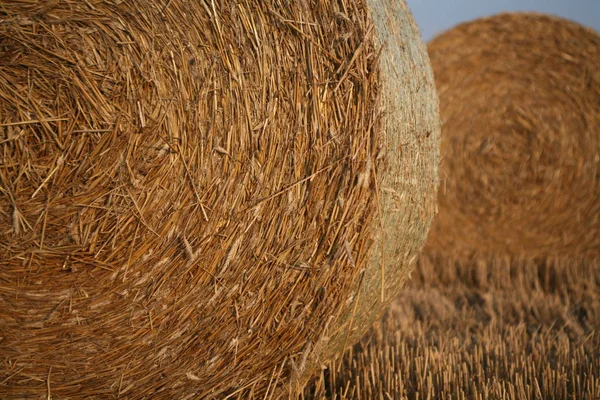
[405,0,600,41]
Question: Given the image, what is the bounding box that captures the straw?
[0,1,438,398]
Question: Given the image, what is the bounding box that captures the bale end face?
[0,1,438,398]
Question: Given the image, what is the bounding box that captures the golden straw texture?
[0,1,438,398]
[425,13,600,261]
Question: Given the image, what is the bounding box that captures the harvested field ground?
[301,257,600,399]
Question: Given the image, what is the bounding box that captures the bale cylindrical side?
[0,1,438,398]
[311,0,440,374]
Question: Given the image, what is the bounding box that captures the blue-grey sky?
[406,0,600,41]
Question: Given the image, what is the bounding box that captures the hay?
[0,1,438,398]
[425,13,600,262]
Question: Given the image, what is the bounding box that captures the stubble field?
[302,256,600,399]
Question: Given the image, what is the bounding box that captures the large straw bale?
[425,13,600,263]
[0,1,438,398]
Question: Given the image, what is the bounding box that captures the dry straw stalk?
[0,0,438,398]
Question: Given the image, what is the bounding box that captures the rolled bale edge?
[293,0,440,392]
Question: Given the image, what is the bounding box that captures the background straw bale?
[425,12,600,263]
[0,1,438,398]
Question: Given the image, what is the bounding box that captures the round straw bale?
[0,1,438,398]
[425,13,600,262]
